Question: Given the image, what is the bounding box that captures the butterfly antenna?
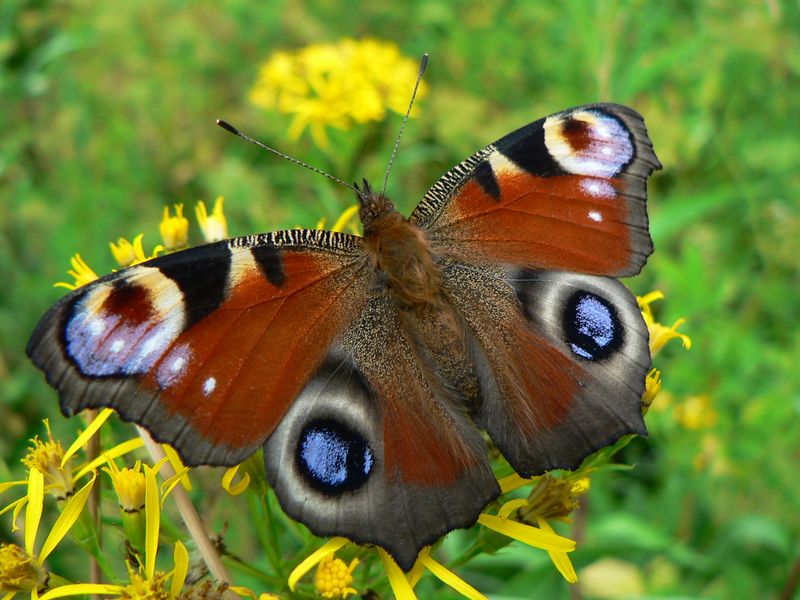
[380,53,428,199]
[216,119,358,194]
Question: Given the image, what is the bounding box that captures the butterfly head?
[355,178,397,233]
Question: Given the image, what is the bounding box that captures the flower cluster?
[249,39,426,148]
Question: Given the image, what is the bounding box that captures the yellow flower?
[110,234,164,268]
[195,197,228,242]
[0,469,97,598]
[642,368,662,414]
[34,463,192,600]
[637,291,692,355]
[20,420,74,501]
[0,543,47,592]
[2,412,144,528]
[483,472,584,584]
[54,254,99,290]
[290,538,491,600]
[250,39,425,148]
[673,394,719,430]
[160,204,190,251]
[314,554,359,599]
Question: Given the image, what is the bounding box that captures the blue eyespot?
[564,291,622,361]
[297,419,374,494]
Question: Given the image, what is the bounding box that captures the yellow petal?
[62,409,114,466]
[497,473,535,494]
[3,591,17,600]
[0,495,27,519]
[377,548,417,600]
[0,480,27,494]
[170,541,189,596]
[221,466,251,496]
[39,472,96,562]
[331,205,360,233]
[10,496,29,531]
[37,584,124,600]
[537,517,578,583]
[418,552,487,600]
[25,468,44,555]
[162,445,192,491]
[288,537,349,591]
[143,463,160,578]
[76,437,144,479]
[160,468,191,507]
[497,498,528,520]
[477,514,575,552]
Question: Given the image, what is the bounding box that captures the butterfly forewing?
[27,230,370,466]
[412,103,661,277]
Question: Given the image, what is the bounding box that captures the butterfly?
[28,103,660,570]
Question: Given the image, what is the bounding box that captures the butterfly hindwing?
[412,103,661,277]
[441,261,649,476]
[27,230,370,466]
[263,294,500,571]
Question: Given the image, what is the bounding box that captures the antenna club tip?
[419,53,429,73]
[217,119,239,134]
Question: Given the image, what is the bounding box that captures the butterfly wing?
[262,293,499,570]
[411,103,661,277]
[27,230,371,466]
[441,261,649,476]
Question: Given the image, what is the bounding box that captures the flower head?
[21,420,75,501]
[104,460,146,513]
[314,554,359,599]
[119,566,171,600]
[638,291,692,355]
[0,543,48,592]
[54,254,99,290]
[160,204,190,251]
[250,39,426,148]
[110,234,164,268]
[195,197,228,243]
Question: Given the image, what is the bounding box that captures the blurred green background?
[2,1,799,598]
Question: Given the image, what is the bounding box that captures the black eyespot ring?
[563,290,623,361]
[296,418,374,494]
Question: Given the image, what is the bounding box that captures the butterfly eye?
[296,418,374,493]
[563,290,623,361]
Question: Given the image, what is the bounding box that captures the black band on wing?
[494,118,566,177]
[155,241,230,326]
[252,244,287,287]
[473,160,501,201]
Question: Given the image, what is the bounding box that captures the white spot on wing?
[588,211,603,222]
[88,318,106,337]
[110,339,125,353]
[579,179,616,199]
[203,377,217,396]
[156,343,193,388]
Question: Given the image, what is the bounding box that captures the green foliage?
[2,0,799,598]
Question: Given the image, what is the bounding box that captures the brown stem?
[136,427,232,585]
[780,552,800,600]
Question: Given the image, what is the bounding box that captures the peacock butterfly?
[27,99,660,570]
